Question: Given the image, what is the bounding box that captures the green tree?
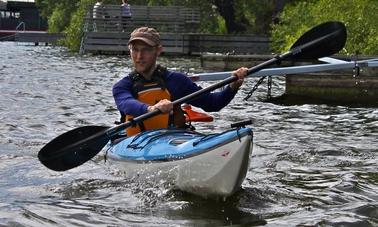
[63,0,96,51]
[271,0,378,55]
[35,0,81,33]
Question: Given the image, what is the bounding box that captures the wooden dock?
[200,54,281,70]
[284,72,378,106]
[81,32,270,55]
[14,32,64,45]
[80,5,270,55]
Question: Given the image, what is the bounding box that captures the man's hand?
[148,99,173,114]
[230,67,248,91]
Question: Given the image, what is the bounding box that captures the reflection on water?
[0,42,377,226]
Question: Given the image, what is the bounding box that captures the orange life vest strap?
[126,84,171,136]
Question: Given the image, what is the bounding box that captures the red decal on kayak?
[221,151,230,157]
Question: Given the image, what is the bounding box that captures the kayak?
[37,21,346,199]
[105,125,253,198]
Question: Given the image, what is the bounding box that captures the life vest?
[123,66,186,136]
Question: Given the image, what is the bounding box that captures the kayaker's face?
[129,41,162,78]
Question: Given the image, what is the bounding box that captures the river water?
[0,42,377,226]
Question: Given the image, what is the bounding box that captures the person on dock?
[120,0,132,31]
[93,0,104,31]
[112,27,247,136]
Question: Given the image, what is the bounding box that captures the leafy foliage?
[46,4,73,33]
[271,0,378,55]
[63,0,96,51]
[35,0,80,32]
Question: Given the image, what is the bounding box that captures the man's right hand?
[230,67,248,91]
[148,99,173,114]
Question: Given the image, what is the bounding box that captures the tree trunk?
[213,0,246,33]
[272,0,292,23]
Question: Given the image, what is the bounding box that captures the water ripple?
[0,42,377,226]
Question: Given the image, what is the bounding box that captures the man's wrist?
[229,83,239,92]
[147,105,156,112]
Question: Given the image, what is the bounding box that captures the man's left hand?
[230,67,248,91]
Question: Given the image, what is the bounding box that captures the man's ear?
[156,45,163,56]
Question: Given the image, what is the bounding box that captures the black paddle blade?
[290,21,347,59]
[38,126,110,171]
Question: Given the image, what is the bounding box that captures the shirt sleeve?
[112,76,149,117]
[166,72,238,112]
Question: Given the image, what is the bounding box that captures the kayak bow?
[106,127,253,198]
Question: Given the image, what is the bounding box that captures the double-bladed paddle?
[38,21,347,171]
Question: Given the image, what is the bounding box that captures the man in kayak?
[113,27,247,136]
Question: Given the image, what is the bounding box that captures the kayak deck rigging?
[107,127,252,161]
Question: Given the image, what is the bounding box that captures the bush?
[271,0,378,56]
[63,0,95,52]
[47,4,71,33]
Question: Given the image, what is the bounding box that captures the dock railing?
[15,22,26,32]
[0,21,25,41]
[85,5,200,33]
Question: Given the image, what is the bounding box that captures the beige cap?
[128,27,161,46]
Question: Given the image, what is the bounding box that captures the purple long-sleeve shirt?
[112,70,237,117]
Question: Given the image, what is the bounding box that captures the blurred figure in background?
[93,0,104,31]
[121,0,132,31]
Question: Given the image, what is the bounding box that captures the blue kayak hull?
[106,128,253,198]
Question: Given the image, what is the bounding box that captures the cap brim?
[128,37,157,46]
